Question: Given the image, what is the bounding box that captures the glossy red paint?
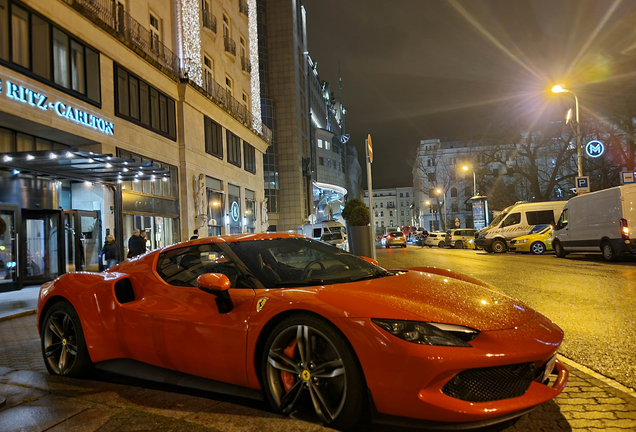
[37,233,568,426]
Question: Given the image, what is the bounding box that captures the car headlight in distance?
[372,319,480,347]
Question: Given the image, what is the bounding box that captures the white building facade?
[363,187,415,233]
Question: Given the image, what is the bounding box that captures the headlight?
[517,239,528,244]
[372,319,479,347]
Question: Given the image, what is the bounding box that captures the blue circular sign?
[585,140,605,158]
[231,201,240,222]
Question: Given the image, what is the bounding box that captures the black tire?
[427,245,432,248]
[455,241,464,249]
[402,244,406,248]
[261,314,365,430]
[553,240,566,258]
[530,242,546,255]
[438,241,445,248]
[492,240,506,253]
[601,241,617,262]
[41,300,92,377]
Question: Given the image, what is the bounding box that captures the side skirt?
[95,359,264,401]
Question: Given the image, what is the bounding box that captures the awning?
[0,149,170,184]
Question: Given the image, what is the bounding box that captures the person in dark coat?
[190,229,199,240]
[103,235,118,269]
[127,229,145,258]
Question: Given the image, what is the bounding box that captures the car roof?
[160,233,307,254]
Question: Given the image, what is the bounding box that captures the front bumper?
[335,312,568,425]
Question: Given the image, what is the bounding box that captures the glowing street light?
[552,84,583,177]
[461,165,477,197]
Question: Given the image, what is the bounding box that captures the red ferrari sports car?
[37,233,568,430]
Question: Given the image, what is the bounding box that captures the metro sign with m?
[585,140,605,158]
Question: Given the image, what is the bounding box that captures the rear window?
[389,232,402,237]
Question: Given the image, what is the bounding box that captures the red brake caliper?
[281,339,298,392]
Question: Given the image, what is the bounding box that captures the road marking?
[558,354,636,398]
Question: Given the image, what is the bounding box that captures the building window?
[451,188,458,198]
[325,140,330,150]
[119,149,178,198]
[327,158,331,167]
[465,186,471,196]
[225,74,233,95]
[318,157,324,165]
[203,54,214,82]
[244,142,256,173]
[115,64,176,140]
[1,2,101,104]
[149,11,162,53]
[227,130,241,167]
[406,192,409,197]
[389,211,393,217]
[204,116,223,158]
[451,203,459,213]
[318,139,323,148]
[400,193,403,197]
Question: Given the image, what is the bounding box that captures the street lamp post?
[435,188,447,231]
[461,165,477,196]
[425,200,433,230]
[552,85,583,177]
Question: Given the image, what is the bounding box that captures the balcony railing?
[202,10,217,33]
[224,37,236,56]
[241,56,251,73]
[61,0,272,143]
[239,0,248,16]
[60,0,180,77]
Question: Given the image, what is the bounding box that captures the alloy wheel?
[43,310,79,375]
[265,324,347,425]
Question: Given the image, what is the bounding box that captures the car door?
[121,243,256,387]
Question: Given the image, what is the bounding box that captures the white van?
[553,184,636,262]
[301,220,347,241]
[475,201,566,253]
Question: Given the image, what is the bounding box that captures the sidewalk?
[1,287,636,431]
[0,285,40,321]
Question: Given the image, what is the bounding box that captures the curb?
[0,309,36,323]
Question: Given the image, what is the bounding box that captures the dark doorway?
[0,204,20,292]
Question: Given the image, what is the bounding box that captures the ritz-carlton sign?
[0,76,114,136]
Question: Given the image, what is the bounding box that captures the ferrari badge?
[256,297,268,312]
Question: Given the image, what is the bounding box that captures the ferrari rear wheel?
[262,314,364,430]
[41,300,92,377]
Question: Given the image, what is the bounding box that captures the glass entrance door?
[78,211,101,272]
[63,211,77,273]
[0,204,20,292]
[22,210,61,285]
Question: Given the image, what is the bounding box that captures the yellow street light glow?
[462,165,469,171]
[552,85,566,93]
[425,200,430,205]
[566,109,572,124]
[436,189,442,194]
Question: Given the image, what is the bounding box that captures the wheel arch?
[38,295,72,336]
[252,308,369,395]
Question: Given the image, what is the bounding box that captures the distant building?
[363,187,415,232]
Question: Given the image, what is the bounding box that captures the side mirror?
[197,273,234,314]
[360,256,379,266]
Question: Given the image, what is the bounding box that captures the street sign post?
[454,217,460,228]
[576,176,590,194]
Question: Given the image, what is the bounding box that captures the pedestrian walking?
[190,229,199,240]
[127,229,145,259]
[103,235,118,269]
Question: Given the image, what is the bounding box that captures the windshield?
[321,233,343,241]
[537,225,552,235]
[227,237,390,288]
[489,205,513,227]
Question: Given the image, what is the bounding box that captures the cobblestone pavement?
[1,314,636,432]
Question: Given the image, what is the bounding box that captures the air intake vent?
[115,278,135,304]
[442,362,535,402]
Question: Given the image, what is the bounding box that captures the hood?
[333,270,534,331]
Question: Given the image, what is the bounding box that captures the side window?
[502,212,521,227]
[557,209,568,229]
[157,244,243,288]
[527,210,556,225]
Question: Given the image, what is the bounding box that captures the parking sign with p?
[576,176,590,194]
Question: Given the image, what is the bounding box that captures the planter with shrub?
[342,198,374,258]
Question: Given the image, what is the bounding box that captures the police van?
[475,201,567,253]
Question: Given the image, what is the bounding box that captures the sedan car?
[509,225,553,255]
[38,233,567,430]
[425,231,447,247]
[384,231,407,248]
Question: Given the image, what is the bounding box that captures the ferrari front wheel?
[262,314,365,430]
[41,300,92,377]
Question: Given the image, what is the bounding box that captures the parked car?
[384,231,407,248]
[320,231,348,251]
[553,184,636,262]
[447,229,477,249]
[425,231,447,247]
[509,225,553,255]
[475,201,566,253]
[37,233,568,430]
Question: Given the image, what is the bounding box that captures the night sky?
[302,0,636,189]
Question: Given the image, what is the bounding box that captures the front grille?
[510,240,517,245]
[442,362,535,402]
